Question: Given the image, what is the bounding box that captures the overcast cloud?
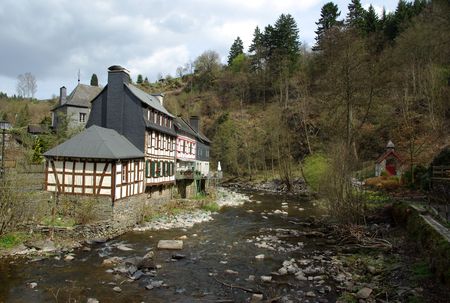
[0,0,396,99]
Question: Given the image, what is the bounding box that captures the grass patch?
[411,261,432,281]
[337,292,357,303]
[201,202,220,212]
[0,232,29,249]
[41,216,76,227]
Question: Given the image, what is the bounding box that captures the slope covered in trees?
[157,0,449,193]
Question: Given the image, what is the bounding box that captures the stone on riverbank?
[356,287,373,299]
[157,240,183,250]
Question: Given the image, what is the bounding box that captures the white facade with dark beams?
[44,125,145,201]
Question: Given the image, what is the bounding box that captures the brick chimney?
[190,115,199,132]
[59,86,67,105]
[106,65,130,131]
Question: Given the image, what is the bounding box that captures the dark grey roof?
[183,118,210,144]
[174,117,197,138]
[53,84,103,110]
[125,84,173,117]
[145,120,177,137]
[44,125,144,159]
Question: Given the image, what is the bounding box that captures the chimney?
[190,115,199,132]
[107,65,130,85]
[152,93,164,105]
[59,86,67,105]
[105,65,130,132]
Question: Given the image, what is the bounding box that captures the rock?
[26,239,57,252]
[157,240,183,250]
[278,268,288,275]
[143,251,154,259]
[92,238,107,244]
[64,255,75,261]
[28,282,38,289]
[82,246,91,252]
[179,235,188,239]
[356,287,373,299]
[171,254,186,260]
[260,276,272,282]
[131,270,144,280]
[192,234,198,237]
[124,257,143,267]
[306,291,316,297]
[255,254,265,260]
[251,293,264,302]
[127,265,138,275]
[145,284,154,290]
[225,269,239,275]
[87,298,99,303]
[102,257,122,266]
[113,286,122,293]
[117,245,133,251]
[105,269,114,273]
[247,275,255,282]
[367,265,377,274]
[295,273,307,281]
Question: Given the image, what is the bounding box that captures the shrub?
[302,153,328,192]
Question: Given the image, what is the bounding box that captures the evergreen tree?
[248,26,265,69]
[314,2,341,51]
[137,74,143,84]
[90,73,99,86]
[272,14,301,61]
[143,77,149,85]
[227,37,244,66]
[15,104,30,128]
[364,5,379,34]
[346,0,366,31]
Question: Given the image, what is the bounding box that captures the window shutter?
[145,160,149,177]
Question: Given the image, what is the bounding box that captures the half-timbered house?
[44,125,145,201]
[174,117,197,173]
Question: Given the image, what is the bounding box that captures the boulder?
[356,287,373,299]
[255,254,265,260]
[157,240,183,250]
[250,294,264,303]
[113,286,122,293]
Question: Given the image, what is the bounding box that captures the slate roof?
[53,84,103,110]
[125,84,173,117]
[174,117,197,138]
[44,125,144,159]
[376,149,402,164]
[184,119,211,144]
[144,120,177,137]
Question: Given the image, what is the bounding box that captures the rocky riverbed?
[0,189,448,303]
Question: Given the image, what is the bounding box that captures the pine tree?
[314,2,341,51]
[137,74,143,84]
[143,77,149,85]
[364,5,379,34]
[248,26,265,71]
[346,0,366,31]
[272,14,300,60]
[90,73,99,86]
[227,37,244,66]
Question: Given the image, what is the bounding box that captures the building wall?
[195,160,210,177]
[196,141,210,162]
[45,158,144,201]
[66,106,90,130]
[144,130,176,185]
[176,135,196,161]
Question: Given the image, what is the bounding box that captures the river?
[0,189,338,303]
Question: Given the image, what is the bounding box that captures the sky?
[0,0,397,100]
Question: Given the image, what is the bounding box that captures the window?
[154,113,158,124]
[189,142,192,154]
[150,111,154,122]
[79,113,86,123]
[122,163,127,183]
[183,141,186,153]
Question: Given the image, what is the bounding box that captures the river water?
[0,190,337,303]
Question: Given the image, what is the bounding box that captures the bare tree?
[16,72,37,98]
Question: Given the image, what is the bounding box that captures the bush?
[201,202,220,212]
[302,153,328,192]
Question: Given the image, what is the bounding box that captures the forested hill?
[145,0,449,182]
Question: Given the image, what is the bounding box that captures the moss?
[392,202,450,286]
[337,292,357,303]
[411,261,433,281]
[0,232,29,249]
[201,202,220,212]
